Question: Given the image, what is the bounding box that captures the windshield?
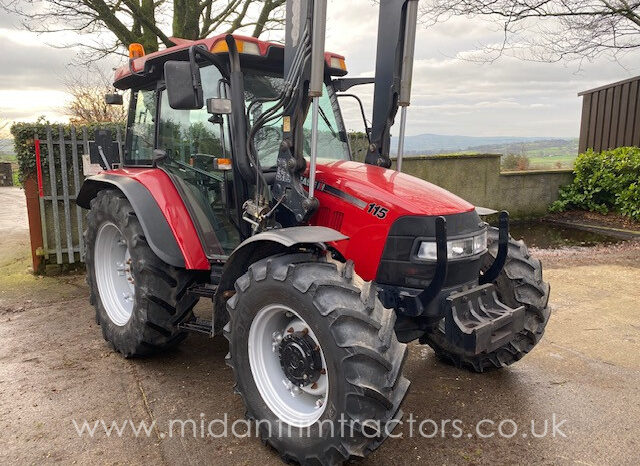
[243,71,351,168]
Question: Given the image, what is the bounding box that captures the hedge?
[10,118,125,184]
[550,147,640,221]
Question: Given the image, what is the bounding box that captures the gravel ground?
[1,186,639,465]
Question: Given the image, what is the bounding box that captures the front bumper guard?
[400,211,510,317]
[395,211,524,354]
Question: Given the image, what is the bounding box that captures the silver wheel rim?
[248,304,328,427]
[94,222,135,326]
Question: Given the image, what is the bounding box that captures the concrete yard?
[1,186,639,465]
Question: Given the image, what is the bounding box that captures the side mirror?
[105,93,123,105]
[164,61,203,110]
[206,98,232,115]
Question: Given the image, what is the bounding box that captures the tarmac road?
[1,186,639,465]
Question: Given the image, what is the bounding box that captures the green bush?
[10,117,124,184]
[501,154,530,171]
[347,131,369,163]
[550,147,640,221]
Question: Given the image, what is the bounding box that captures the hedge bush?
[550,147,640,221]
[501,154,530,171]
[10,118,124,184]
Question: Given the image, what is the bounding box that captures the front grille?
[376,210,485,289]
[316,207,344,231]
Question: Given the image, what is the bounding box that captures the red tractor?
[77,0,550,463]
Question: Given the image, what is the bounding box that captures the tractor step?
[187,284,218,299]
[178,317,213,335]
[444,283,525,355]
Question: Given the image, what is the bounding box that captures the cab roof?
[113,33,347,90]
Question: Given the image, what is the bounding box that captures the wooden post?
[23,175,44,273]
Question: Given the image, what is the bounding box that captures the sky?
[1,0,639,139]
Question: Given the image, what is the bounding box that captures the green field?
[439,138,579,171]
[526,154,576,170]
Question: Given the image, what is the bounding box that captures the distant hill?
[468,138,579,157]
[390,133,576,155]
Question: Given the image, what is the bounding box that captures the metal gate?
[34,125,123,265]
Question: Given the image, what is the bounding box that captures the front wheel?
[422,227,551,372]
[225,253,409,464]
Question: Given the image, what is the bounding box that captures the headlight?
[416,230,487,261]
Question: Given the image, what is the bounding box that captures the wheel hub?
[279,331,322,387]
[248,304,329,427]
[94,222,134,327]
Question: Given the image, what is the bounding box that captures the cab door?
[155,65,240,259]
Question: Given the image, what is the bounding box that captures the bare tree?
[63,70,128,124]
[1,0,286,60]
[419,1,640,62]
[0,120,10,139]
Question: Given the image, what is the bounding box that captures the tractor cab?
[113,34,352,258]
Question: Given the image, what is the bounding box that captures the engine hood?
[314,160,474,217]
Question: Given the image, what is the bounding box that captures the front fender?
[212,226,348,333]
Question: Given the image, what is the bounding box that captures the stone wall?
[0,162,13,187]
[397,154,574,218]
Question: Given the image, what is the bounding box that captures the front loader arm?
[365,0,418,168]
[271,0,319,225]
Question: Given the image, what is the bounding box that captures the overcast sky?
[1,0,639,139]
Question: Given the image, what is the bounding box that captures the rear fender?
[77,173,201,269]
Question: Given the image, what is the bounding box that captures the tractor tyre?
[225,252,409,465]
[85,189,202,357]
[422,227,551,372]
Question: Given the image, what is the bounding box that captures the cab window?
[243,71,351,168]
[125,89,156,165]
[158,66,230,163]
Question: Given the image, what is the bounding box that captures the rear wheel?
[85,189,203,357]
[225,253,409,464]
[422,227,551,372]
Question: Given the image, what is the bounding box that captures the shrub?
[550,147,640,221]
[501,153,530,171]
[348,131,369,163]
[10,117,124,184]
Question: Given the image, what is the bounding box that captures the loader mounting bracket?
[272,139,319,223]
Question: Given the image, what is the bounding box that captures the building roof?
[578,75,640,96]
